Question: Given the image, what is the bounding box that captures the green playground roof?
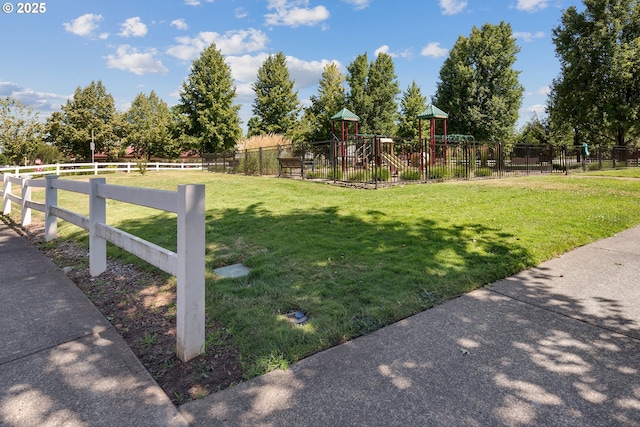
[330,108,360,122]
[418,105,448,119]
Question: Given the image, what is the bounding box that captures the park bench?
[278,156,303,177]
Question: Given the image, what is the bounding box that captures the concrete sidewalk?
[1,220,639,426]
[0,222,187,426]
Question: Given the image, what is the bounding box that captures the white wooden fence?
[0,161,203,178]
[1,171,205,362]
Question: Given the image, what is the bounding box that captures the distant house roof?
[418,105,449,119]
[330,108,360,122]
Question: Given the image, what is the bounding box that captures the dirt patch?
[11,219,244,406]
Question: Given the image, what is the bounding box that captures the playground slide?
[381,152,407,171]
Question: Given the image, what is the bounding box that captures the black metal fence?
[203,139,640,187]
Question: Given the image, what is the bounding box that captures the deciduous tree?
[434,22,524,142]
[549,0,640,147]
[124,91,178,160]
[46,81,121,160]
[0,96,43,165]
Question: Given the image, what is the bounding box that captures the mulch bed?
[8,218,245,405]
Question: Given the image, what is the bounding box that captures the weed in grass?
[173,391,185,405]
[351,315,382,336]
[193,361,209,380]
[416,289,446,309]
[204,330,225,350]
[245,348,290,379]
[160,357,175,373]
[139,332,159,349]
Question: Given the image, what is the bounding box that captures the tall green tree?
[124,91,178,160]
[248,52,301,137]
[46,81,121,160]
[346,53,370,132]
[303,62,346,141]
[434,22,524,142]
[515,113,548,145]
[345,52,400,135]
[177,43,242,153]
[549,0,640,147]
[366,52,400,136]
[0,96,43,165]
[397,81,427,140]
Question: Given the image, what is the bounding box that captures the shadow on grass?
[199,202,534,376]
[58,200,535,377]
[179,236,640,426]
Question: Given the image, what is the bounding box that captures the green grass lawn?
[25,170,640,377]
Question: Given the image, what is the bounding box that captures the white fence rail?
[1,171,205,362]
[0,161,204,178]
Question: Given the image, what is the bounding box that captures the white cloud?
[265,0,330,27]
[375,45,390,56]
[63,13,103,37]
[235,8,249,19]
[226,53,270,83]
[516,0,549,13]
[105,45,168,75]
[184,0,213,5]
[119,17,147,37]
[286,57,340,89]
[234,82,255,103]
[513,31,545,42]
[225,54,340,102]
[0,81,68,112]
[374,45,412,59]
[166,28,268,60]
[524,104,546,114]
[440,0,467,15]
[341,0,372,10]
[171,19,188,31]
[420,42,449,58]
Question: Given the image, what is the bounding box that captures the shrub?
[239,153,260,175]
[375,168,390,182]
[347,170,369,182]
[588,162,605,171]
[304,170,327,179]
[328,168,344,181]
[400,170,421,181]
[136,160,147,175]
[474,167,492,177]
[451,166,469,178]
[428,166,446,180]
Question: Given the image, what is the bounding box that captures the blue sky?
[1,0,583,134]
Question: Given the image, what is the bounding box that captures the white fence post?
[176,184,206,362]
[21,177,31,226]
[2,174,10,215]
[45,175,58,241]
[89,177,107,276]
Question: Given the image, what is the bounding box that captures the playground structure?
[205,106,637,184]
[326,106,476,181]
